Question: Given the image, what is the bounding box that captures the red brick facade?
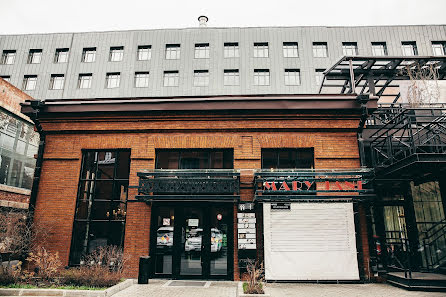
[23,94,374,280]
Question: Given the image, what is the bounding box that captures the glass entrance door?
[151,203,233,279]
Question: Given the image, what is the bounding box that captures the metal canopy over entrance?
[319,56,446,103]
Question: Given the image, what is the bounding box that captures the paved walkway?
[112,279,446,297]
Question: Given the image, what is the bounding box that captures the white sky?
[0,0,445,35]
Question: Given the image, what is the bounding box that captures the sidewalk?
[112,279,446,297]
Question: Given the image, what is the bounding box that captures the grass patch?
[243,282,263,294]
[0,283,106,290]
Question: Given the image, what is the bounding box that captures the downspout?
[27,100,46,213]
[356,94,370,167]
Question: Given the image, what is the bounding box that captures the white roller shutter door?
[263,202,359,280]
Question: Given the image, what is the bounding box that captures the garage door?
[263,202,359,280]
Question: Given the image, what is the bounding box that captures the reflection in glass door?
[154,207,174,275]
[181,207,204,276]
[210,206,229,276]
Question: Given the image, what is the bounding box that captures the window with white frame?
[401,41,418,56]
[224,42,239,58]
[163,71,179,86]
[54,48,69,63]
[195,43,210,59]
[312,42,328,57]
[254,42,269,58]
[165,44,180,60]
[137,45,152,61]
[1,75,11,82]
[106,72,120,88]
[78,73,92,89]
[284,69,300,86]
[432,41,446,56]
[134,72,150,88]
[27,49,42,64]
[315,69,325,87]
[49,74,64,90]
[342,42,358,56]
[82,47,96,63]
[371,42,388,56]
[193,70,209,86]
[224,69,240,86]
[22,75,37,90]
[1,50,16,65]
[283,42,298,58]
[254,69,270,86]
[109,46,124,62]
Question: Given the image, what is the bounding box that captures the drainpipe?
[28,100,46,214]
[357,94,370,167]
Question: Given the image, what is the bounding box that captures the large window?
[82,47,96,63]
[371,42,388,56]
[0,110,38,190]
[401,41,418,56]
[224,42,239,58]
[137,45,152,60]
[78,73,92,89]
[432,41,446,56]
[109,46,124,62]
[156,149,233,169]
[105,72,120,89]
[134,72,150,88]
[312,42,328,58]
[193,70,209,87]
[342,42,358,56]
[224,69,240,86]
[1,50,16,65]
[284,69,300,86]
[163,71,179,87]
[194,43,210,59]
[254,69,270,86]
[283,42,298,58]
[165,44,181,60]
[261,148,314,169]
[27,49,42,64]
[49,74,64,90]
[22,75,37,91]
[69,150,130,265]
[54,48,69,63]
[254,42,269,58]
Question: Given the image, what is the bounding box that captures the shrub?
[81,245,128,273]
[0,271,16,286]
[26,246,62,281]
[243,260,265,294]
[60,266,121,288]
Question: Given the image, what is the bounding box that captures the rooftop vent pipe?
[198,16,208,27]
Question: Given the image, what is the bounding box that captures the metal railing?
[369,106,446,169]
[383,232,413,278]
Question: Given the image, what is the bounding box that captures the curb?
[0,278,137,297]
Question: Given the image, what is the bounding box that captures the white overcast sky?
[0,0,445,35]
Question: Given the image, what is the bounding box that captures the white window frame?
[315,69,325,87]
[134,72,150,88]
[23,75,37,90]
[312,43,328,58]
[1,50,16,65]
[137,45,152,61]
[193,70,209,87]
[163,71,179,87]
[254,69,270,86]
[432,42,446,56]
[54,48,69,63]
[284,69,300,86]
[224,69,240,86]
[401,42,418,56]
[27,49,42,64]
[0,76,11,82]
[371,42,388,56]
[105,73,120,88]
[49,74,64,90]
[224,42,239,58]
[165,44,181,60]
[342,42,358,56]
[82,48,96,63]
[254,42,269,58]
[78,74,92,89]
[109,46,124,62]
[283,42,298,58]
[194,43,210,59]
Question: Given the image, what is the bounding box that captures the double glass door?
[152,203,233,279]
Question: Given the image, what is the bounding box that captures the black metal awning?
[254,169,374,202]
[136,169,240,203]
[319,56,446,103]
